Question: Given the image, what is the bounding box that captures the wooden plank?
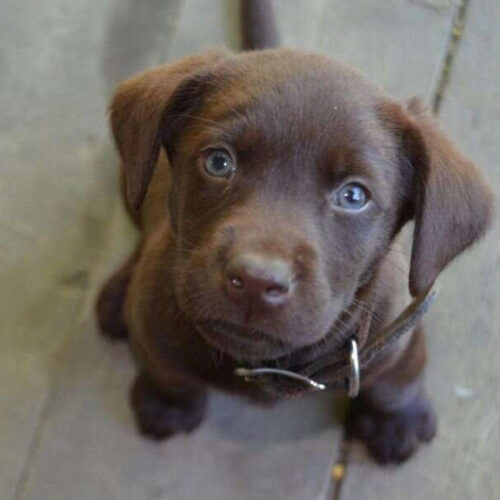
[341,0,500,498]
[0,0,180,497]
[18,314,340,500]
[275,0,458,100]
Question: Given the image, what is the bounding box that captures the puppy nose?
[225,253,294,308]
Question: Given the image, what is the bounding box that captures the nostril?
[224,253,295,307]
[228,275,245,289]
[265,283,289,297]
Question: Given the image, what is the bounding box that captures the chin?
[195,319,306,362]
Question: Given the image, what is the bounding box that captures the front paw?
[346,393,437,464]
[130,374,207,441]
[96,274,129,341]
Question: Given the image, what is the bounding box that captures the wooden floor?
[1,1,498,499]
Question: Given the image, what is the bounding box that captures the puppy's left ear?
[110,51,229,213]
[384,98,494,297]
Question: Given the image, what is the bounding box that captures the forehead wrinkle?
[198,68,366,157]
[186,66,398,192]
[191,90,257,143]
[182,113,250,150]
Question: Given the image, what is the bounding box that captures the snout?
[224,253,295,310]
[177,212,338,360]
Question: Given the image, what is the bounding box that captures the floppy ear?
[385,98,494,297]
[110,51,229,213]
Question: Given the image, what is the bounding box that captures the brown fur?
[97,47,492,463]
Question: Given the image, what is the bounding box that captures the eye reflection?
[333,183,370,211]
[204,149,235,178]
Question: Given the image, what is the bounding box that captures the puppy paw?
[95,272,130,340]
[130,374,207,440]
[346,394,437,464]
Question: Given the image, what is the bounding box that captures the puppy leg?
[346,326,437,464]
[130,371,208,440]
[96,252,138,340]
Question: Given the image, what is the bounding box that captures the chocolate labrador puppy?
[97,0,493,463]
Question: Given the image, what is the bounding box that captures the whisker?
[383,257,408,277]
[349,298,384,325]
[386,247,411,258]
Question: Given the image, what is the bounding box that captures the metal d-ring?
[234,338,361,395]
[347,337,360,398]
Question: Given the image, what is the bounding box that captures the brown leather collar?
[235,287,436,397]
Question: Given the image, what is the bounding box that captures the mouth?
[195,317,352,398]
[195,319,294,361]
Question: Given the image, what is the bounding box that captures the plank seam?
[432,0,471,113]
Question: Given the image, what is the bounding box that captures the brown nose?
[225,253,294,309]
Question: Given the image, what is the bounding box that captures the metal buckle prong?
[347,338,360,398]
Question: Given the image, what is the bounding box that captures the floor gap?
[432,0,471,114]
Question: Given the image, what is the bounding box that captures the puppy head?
[111,49,493,361]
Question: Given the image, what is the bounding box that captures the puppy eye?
[333,182,370,211]
[204,149,235,178]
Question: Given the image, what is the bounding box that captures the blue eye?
[334,183,370,210]
[204,149,235,178]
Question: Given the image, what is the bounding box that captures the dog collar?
[234,286,436,398]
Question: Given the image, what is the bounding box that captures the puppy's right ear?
[110,51,228,213]
[381,98,494,297]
